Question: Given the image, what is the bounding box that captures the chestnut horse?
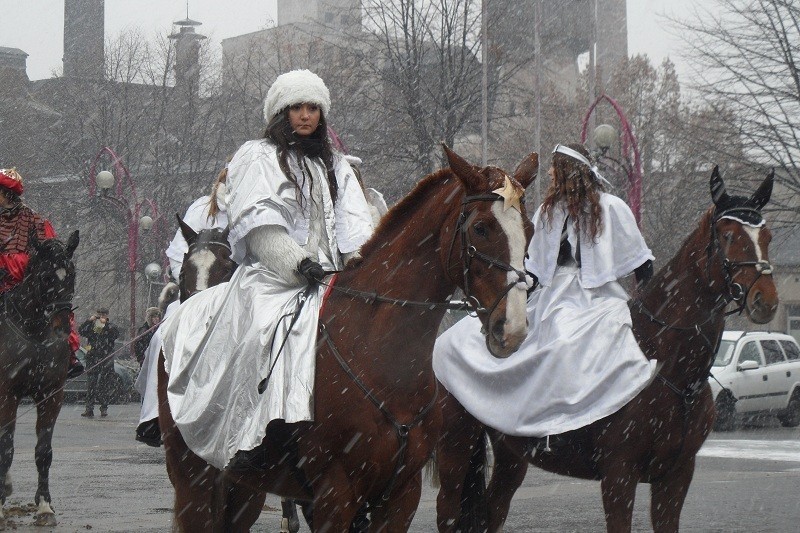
[0,231,79,528]
[435,168,779,532]
[157,146,538,532]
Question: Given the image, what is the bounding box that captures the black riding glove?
[298,258,326,285]
[634,259,654,288]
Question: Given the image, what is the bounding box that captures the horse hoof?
[33,513,57,527]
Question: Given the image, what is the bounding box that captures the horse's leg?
[309,466,359,533]
[0,396,19,529]
[485,436,528,532]
[368,471,423,533]
[435,394,486,533]
[600,469,638,533]
[222,482,267,533]
[280,498,301,533]
[650,457,695,533]
[32,392,62,527]
[158,352,218,532]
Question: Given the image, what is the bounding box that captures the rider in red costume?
[0,168,83,378]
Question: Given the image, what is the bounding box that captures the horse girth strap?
[319,322,439,506]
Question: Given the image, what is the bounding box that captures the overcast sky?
[1,0,697,81]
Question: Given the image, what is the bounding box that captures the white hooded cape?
[433,194,657,437]
[161,140,373,469]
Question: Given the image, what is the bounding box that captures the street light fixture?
[581,95,643,227]
[594,124,617,154]
[88,146,164,357]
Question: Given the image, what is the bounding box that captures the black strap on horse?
[257,284,316,395]
[315,192,527,320]
[318,322,439,507]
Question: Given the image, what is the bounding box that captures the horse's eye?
[474,222,488,237]
[723,231,734,243]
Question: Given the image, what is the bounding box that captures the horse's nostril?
[492,319,506,342]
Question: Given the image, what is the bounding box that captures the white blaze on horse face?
[744,226,765,263]
[188,249,217,292]
[55,268,67,281]
[491,199,527,340]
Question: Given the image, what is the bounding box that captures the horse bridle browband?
[449,193,528,320]
[708,206,773,310]
[323,192,527,326]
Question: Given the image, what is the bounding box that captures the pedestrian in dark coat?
[78,307,120,417]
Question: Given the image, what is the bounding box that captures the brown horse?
[0,231,79,528]
[157,146,539,532]
[435,167,779,532]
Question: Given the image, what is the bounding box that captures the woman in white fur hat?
[159,69,375,469]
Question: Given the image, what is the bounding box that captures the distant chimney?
[168,17,206,90]
[63,0,105,79]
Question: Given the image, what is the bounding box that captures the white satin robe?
[433,194,658,437]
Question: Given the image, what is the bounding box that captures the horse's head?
[24,230,79,323]
[708,166,778,323]
[177,215,235,302]
[442,145,537,358]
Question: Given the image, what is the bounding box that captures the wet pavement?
[3,402,799,531]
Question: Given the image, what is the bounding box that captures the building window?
[788,304,800,345]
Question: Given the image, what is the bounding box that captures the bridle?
[180,236,235,299]
[324,192,527,328]
[446,193,528,321]
[707,206,773,312]
[315,190,526,506]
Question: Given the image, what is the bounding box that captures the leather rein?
[631,206,772,474]
[318,192,525,507]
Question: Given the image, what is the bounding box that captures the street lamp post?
[580,94,643,227]
[88,147,162,358]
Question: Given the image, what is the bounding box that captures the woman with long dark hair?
[160,70,374,469]
[433,143,656,448]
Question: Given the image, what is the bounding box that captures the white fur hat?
[263,69,331,124]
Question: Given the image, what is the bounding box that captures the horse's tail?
[458,431,490,533]
[158,282,179,314]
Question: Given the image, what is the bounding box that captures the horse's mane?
[357,168,458,260]
[28,238,70,266]
[645,207,714,293]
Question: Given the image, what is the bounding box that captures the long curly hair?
[540,143,605,241]
[263,108,339,209]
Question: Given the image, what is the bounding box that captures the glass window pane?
[761,340,785,365]
[780,340,800,361]
[738,342,762,366]
[714,340,735,367]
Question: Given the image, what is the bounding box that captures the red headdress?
[0,168,23,195]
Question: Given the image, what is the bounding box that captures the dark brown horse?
[158,146,539,532]
[435,168,779,532]
[0,231,79,528]
[175,217,235,303]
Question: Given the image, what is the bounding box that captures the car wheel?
[778,393,800,428]
[714,392,738,431]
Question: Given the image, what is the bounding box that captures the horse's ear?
[442,143,483,192]
[749,169,774,211]
[176,214,198,245]
[710,165,730,207]
[65,230,79,259]
[512,152,538,189]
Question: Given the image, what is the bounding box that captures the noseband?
[707,207,772,310]
[447,193,527,320]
